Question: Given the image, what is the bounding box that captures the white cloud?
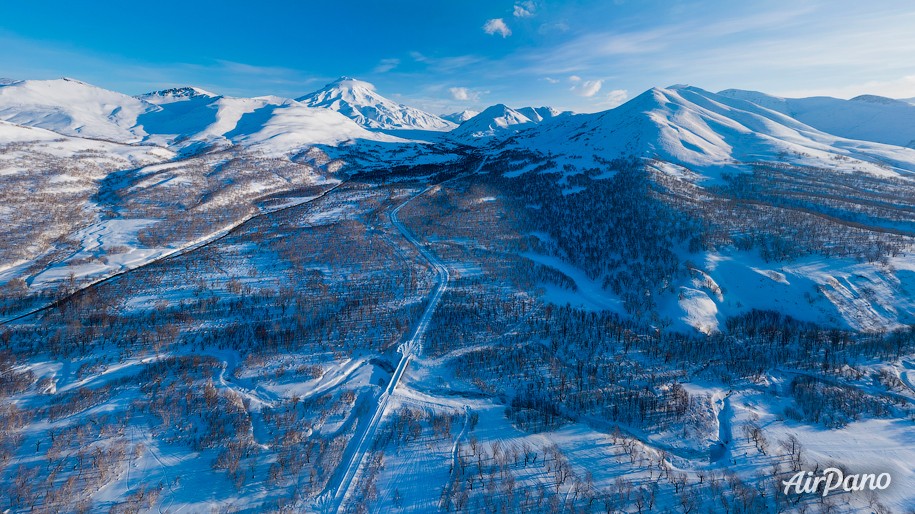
[568,75,581,83]
[513,1,535,18]
[373,58,400,73]
[603,89,629,107]
[543,77,560,84]
[450,87,470,100]
[571,79,602,97]
[449,87,483,102]
[483,18,512,38]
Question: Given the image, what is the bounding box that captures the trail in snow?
[295,358,366,402]
[215,352,279,409]
[319,186,450,513]
[899,361,915,394]
[440,406,471,508]
[320,159,484,513]
[709,393,733,463]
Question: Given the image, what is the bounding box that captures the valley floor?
[1,157,914,514]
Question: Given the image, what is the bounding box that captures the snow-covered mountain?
[516,106,568,123]
[0,78,153,142]
[441,110,479,124]
[297,77,455,131]
[493,85,915,337]
[3,77,914,173]
[220,99,406,157]
[0,78,407,155]
[137,84,409,153]
[509,85,915,177]
[718,89,915,148]
[450,104,568,140]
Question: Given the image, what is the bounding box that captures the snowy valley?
[0,76,914,514]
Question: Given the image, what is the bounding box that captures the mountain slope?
[510,85,915,178]
[516,106,568,123]
[0,78,153,142]
[137,86,218,105]
[0,119,174,289]
[453,104,533,139]
[136,91,407,155]
[297,77,455,131]
[494,85,915,336]
[718,89,915,148]
[223,100,406,157]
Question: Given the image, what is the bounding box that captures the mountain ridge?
[718,88,915,148]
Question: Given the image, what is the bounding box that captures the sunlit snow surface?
[1,77,915,513]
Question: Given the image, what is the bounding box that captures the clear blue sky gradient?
[2,0,914,113]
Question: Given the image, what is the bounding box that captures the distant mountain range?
[0,77,406,156]
[441,110,479,124]
[450,104,571,141]
[506,85,915,177]
[3,76,915,163]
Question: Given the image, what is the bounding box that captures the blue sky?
[1,0,914,113]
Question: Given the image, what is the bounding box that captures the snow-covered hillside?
[0,78,153,142]
[509,85,915,178]
[136,85,409,154]
[0,78,413,302]
[137,86,218,104]
[719,89,915,148]
[516,106,567,123]
[297,77,456,131]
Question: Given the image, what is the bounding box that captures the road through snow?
[318,182,451,513]
[319,160,485,513]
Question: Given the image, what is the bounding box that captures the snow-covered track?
[321,158,485,513]
[319,182,452,513]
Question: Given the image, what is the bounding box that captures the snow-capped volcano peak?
[297,77,455,131]
[299,77,384,107]
[328,76,376,91]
